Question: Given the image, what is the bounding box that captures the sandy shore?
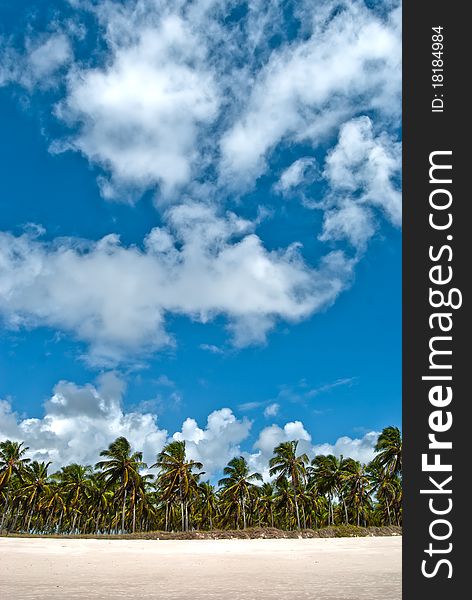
[0,536,401,600]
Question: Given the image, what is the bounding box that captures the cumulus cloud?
[248,420,312,479]
[53,13,219,199]
[0,205,354,363]
[255,421,312,456]
[0,375,380,477]
[173,408,252,476]
[319,116,401,249]
[0,376,250,477]
[248,420,379,479]
[0,373,167,468]
[313,431,380,465]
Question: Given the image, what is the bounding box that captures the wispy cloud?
[1,32,73,90]
[264,403,280,418]
[274,377,357,406]
[237,401,262,412]
[305,377,358,398]
[199,344,225,355]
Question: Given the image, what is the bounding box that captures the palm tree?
[42,481,66,534]
[96,437,146,534]
[0,430,402,534]
[258,482,276,528]
[86,472,110,534]
[311,454,352,525]
[219,456,262,529]
[373,426,402,477]
[0,441,31,531]
[21,461,51,533]
[56,463,92,533]
[303,473,327,529]
[269,441,308,529]
[198,481,218,530]
[343,459,372,526]
[368,460,402,526]
[152,440,203,532]
[273,477,296,529]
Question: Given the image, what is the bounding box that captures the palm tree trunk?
[95,510,101,534]
[340,492,349,524]
[301,504,306,529]
[0,483,11,531]
[179,475,185,532]
[44,511,52,533]
[72,511,78,533]
[27,508,33,533]
[10,501,22,533]
[242,495,247,529]
[121,487,127,533]
[291,479,301,529]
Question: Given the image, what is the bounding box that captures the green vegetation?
[0,427,401,535]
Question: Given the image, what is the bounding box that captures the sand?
[0,536,401,600]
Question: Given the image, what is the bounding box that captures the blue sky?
[0,0,401,477]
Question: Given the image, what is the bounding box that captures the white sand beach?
[0,536,401,600]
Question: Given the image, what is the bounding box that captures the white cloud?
[248,420,379,479]
[248,420,312,479]
[0,205,354,364]
[0,376,380,476]
[54,14,219,199]
[254,421,312,456]
[264,403,279,418]
[220,1,401,187]
[0,378,252,477]
[173,408,252,476]
[0,33,72,89]
[27,34,72,82]
[319,202,377,250]
[237,401,279,418]
[270,376,357,406]
[238,401,263,412]
[2,1,401,278]
[0,373,167,468]
[274,157,318,195]
[320,116,401,249]
[2,1,400,207]
[199,344,224,355]
[313,431,380,465]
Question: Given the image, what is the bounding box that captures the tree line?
[0,426,401,535]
